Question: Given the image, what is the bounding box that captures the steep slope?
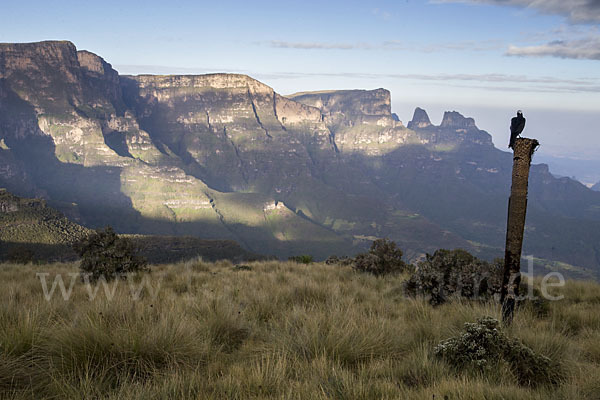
[291,92,600,274]
[593,181,600,191]
[0,41,356,259]
[121,75,468,260]
[0,188,89,245]
[380,108,600,273]
[1,41,599,273]
[0,188,260,263]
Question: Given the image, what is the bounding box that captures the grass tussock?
[0,260,599,399]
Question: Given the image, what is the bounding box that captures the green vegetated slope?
[0,188,89,261]
[1,41,600,275]
[0,189,259,263]
[2,260,600,399]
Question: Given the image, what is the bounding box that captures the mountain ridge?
[1,40,599,275]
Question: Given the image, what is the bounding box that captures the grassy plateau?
[1,259,599,399]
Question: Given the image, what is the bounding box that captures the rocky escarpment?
[288,88,398,128]
[121,74,332,192]
[407,108,494,149]
[1,41,599,273]
[407,107,431,129]
[288,89,420,156]
[0,41,359,259]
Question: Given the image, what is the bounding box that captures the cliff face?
[407,107,431,129]
[289,88,393,120]
[406,108,494,150]
[1,41,599,273]
[121,74,332,192]
[289,89,419,156]
[0,42,358,259]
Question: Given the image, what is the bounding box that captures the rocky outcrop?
[120,73,332,192]
[1,41,600,273]
[289,88,392,116]
[0,188,89,246]
[407,107,432,129]
[77,50,125,113]
[440,111,477,129]
[288,88,398,128]
[409,108,494,148]
[0,41,80,81]
[0,41,356,259]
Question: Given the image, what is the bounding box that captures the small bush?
[353,238,407,276]
[74,226,147,281]
[404,249,502,305]
[325,255,353,266]
[288,255,314,264]
[434,317,560,387]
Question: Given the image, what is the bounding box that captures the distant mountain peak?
[440,111,477,129]
[288,88,393,117]
[2,40,600,274]
[592,181,600,191]
[407,107,432,129]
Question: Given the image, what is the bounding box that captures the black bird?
[509,110,525,149]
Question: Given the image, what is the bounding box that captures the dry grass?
[0,259,599,399]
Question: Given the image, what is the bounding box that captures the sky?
[1,0,599,182]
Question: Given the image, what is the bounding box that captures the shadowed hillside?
[1,41,599,275]
[0,189,261,263]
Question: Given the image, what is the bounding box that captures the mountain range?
[1,41,599,277]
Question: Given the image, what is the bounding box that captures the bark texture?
[501,137,539,324]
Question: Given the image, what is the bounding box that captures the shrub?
[325,255,353,266]
[434,317,560,386]
[74,226,147,281]
[353,238,408,276]
[404,249,502,305]
[288,255,313,264]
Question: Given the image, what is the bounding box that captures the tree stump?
[501,137,539,324]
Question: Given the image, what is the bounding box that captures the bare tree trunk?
[501,137,539,324]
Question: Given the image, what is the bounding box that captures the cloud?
[507,36,600,60]
[266,41,374,50]
[112,65,600,94]
[422,39,505,52]
[114,64,242,75]
[256,71,600,93]
[435,1,600,59]
[372,8,394,21]
[433,0,600,23]
[263,40,503,52]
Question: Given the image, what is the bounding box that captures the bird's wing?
[510,117,518,133]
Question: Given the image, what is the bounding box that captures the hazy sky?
[1,0,599,172]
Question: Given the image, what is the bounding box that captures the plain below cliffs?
[1,41,600,275]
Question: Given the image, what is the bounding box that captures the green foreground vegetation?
[1,260,599,399]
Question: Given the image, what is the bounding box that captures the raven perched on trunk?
[509,110,525,149]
